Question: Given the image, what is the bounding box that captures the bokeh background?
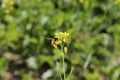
[0,0,120,80]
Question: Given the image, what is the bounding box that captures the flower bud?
[64,47,67,54]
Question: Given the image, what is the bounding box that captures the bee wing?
[46,38,53,40]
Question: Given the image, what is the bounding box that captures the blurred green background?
[0,0,120,80]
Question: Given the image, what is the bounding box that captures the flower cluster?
[1,0,14,14]
[53,32,69,48]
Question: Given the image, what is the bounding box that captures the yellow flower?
[55,40,62,45]
[63,32,69,37]
[55,32,69,42]
[52,32,69,48]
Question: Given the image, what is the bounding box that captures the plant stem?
[62,56,66,80]
[56,62,63,80]
[61,43,66,80]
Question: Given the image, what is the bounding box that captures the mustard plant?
[51,32,73,80]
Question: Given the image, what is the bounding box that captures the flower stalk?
[50,32,72,80]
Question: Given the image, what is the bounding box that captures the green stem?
[61,43,66,80]
[62,55,66,80]
[56,61,63,80]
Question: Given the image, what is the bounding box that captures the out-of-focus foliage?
[0,0,120,80]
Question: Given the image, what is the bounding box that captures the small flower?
[51,32,70,49]
[55,40,62,45]
[55,32,69,42]
[53,32,69,48]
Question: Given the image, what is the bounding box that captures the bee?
[46,38,58,47]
